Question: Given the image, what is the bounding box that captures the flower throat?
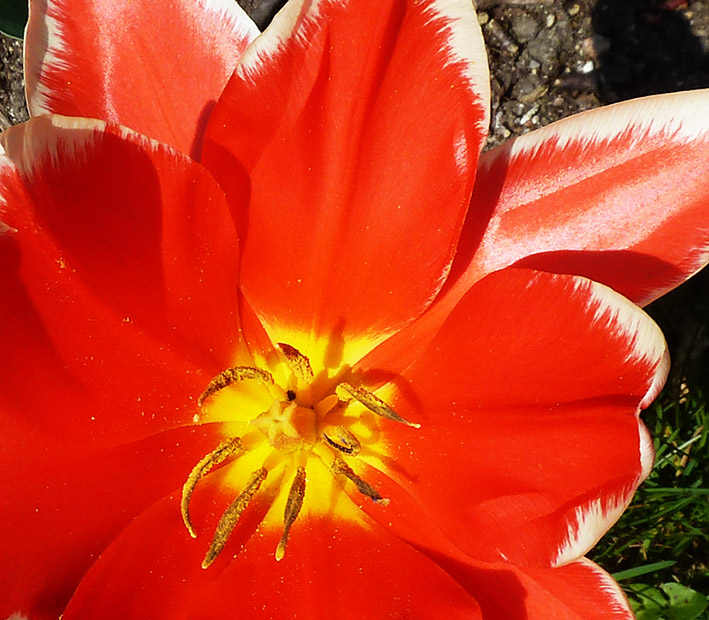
[181,342,419,567]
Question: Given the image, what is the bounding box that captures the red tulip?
[2,0,707,618]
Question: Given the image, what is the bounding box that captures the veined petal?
[25,0,258,158]
[0,424,226,620]
[0,116,243,444]
[61,485,483,620]
[357,268,667,566]
[516,559,634,620]
[450,89,709,306]
[202,0,490,358]
[434,555,634,620]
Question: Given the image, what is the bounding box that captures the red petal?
[62,488,483,619]
[0,116,242,445]
[450,89,709,306]
[516,559,634,620]
[434,555,634,620]
[357,268,666,566]
[25,0,258,158]
[0,424,225,620]
[202,0,489,353]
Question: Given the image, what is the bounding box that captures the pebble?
[518,102,541,126]
[527,29,560,67]
[0,36,29,126]
[486,19,519,55]
[581,35,611,58]
[516,81,549,103]
[509,12,540,43]
[578,60,595,74]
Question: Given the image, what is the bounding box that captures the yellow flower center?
[181,342,418,567]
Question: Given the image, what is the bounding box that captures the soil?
[0,33,26,129]
[479,0,709,147]
[3,0,709,141]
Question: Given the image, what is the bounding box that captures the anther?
[332,457,389,505]
[198,366,275,406]
[277,343,315,383]
[275,467,307,561]
[181,437,244,538]
[336,382,420,428]
[202,467,268,569]
[322,425,361,456]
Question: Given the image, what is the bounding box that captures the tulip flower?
[2,0,708,618]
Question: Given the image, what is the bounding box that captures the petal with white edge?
[25,0,258,158]
[355,269,667,567]
[202,0,490,361]
[0,115,243,446]
[448,89,709,307]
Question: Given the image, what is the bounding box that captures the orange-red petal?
[25,0,258,158]
[202,0,490,349]
[449,89,709,306]
[0,424,226,620]
[61,487,484,619]
[432,554,634,619]
[357,268,666,566]
[0,116,242,445]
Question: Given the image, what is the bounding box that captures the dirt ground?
[2,0,709,144]
[479,0,709,147]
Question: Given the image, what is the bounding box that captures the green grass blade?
[612,561,677,581]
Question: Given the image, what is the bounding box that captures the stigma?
[181,343,418,567]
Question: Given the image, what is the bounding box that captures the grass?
[589,270,709,618]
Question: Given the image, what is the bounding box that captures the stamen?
[275,467,307,561]
[181,437,244,538]
[198,366,274,406]
[322,425,361,456]
[202,467,268,569]
[332,457,389,506]
[336,382,420,428]
[277,343,315,383]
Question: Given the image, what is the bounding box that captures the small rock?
[509,11,540,44]
[581,35,611,58]
[513,78,549,103]
[545,14,556,28]
[527,29,561,68]
[486,19,519,55]
[0,35,29,126]
[504,100,528,118]
[518,102,541,126]
[579,60,595,74]
[0,109,10,132]
[556,72,597,93]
